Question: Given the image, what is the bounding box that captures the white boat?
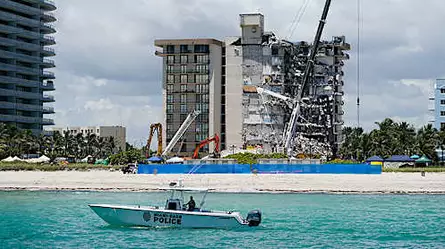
[88,182,262,229]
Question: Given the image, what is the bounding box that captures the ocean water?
[1,191,445,249]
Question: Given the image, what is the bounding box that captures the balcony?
[42,46,56,56]
[40,0,57,11]
[0,36,41,51]
[42,118,55,125]
[16,103,42,112]
[42,35,56,45]
[0,101,15,109]
[41,70,55,79]
[42,58,55,68]
[1,50,40,64]
[41,11,56,22]
[41,81,55,91]
[0,114,42,124]
[42,94,55,102]
[0,10,41,27]
[40,22,56,34]
[0,62,40,75]
[43,106,55,114]
[42,106,55,114]
[0,75,41,88]
[0,0,41,16]
[0,88,40,99]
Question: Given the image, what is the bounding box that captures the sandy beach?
[1,171,445,194]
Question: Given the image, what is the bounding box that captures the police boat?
[88,182,262,229]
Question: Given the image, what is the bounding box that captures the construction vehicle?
[161,110,200,157]
[146,123,162,158]
[192,134,220,159]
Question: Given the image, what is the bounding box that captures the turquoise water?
[1,191,445,248]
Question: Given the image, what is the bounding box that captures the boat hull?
[89,204,250,229]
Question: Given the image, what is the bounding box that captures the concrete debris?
[238,13,350,158]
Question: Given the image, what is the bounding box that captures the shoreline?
[2,186,445,195]
[2,171,445,194]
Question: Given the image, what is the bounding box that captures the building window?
[180,74,188,83]
[441,100,445,105]
[167,55,174,64]
[167,95,173,103]
[167,65,174,73]
[180,104,187,113]
[175,75,180,83]
[180,65,187,73]
[194,45,209,53]
[195,55,209,63]
[441,123,445,130]
[180,84,187,92]
[167,84,174,93]
[441,111,445,116]
[166,45,175,54]
[195,64,208,73]
[441,89,445,94]
[180,45,189,53]
[167,124,173,133]
[180,55,188,63]
[167,74,174,83]
[167,104,173,113]
[195,74,209,83]
[180,94,187,103]
[167,114,173,122]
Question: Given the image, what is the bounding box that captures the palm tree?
[95,137,106,158]
[85,133,97,156]
[416,124,438,161]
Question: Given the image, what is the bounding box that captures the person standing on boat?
[186,196,196,211]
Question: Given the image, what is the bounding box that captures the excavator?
[146,123,162,158]
[192,134,220,159]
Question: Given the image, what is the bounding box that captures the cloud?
[51,0,445,144]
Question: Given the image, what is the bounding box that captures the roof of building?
[365,155,384,162]
[416,155,432,163]
[154,38,223,47]
[385,155,415,162]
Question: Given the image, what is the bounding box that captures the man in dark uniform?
[186,196,196,211]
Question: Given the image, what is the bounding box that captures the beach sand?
[1,171,445,194]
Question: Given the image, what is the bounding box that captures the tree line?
[0,123,117,160]
[340,118,444,162]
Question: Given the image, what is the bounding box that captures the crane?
[161,110,200,157]
[145,123,162,158]
[192,134,220,159]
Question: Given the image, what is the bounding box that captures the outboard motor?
[246,210,262,226]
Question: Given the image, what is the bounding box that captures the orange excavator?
[146,123,162,158]
[192,134,220,159]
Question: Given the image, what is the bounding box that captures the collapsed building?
[224,13,350,158]
[155,13,349,158]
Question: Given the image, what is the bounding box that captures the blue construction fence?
[137,163,381,174]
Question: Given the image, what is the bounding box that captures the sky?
[50,0,445,145]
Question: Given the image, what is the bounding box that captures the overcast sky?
[50,0,445,145]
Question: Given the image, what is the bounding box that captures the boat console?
[165,199,182,210]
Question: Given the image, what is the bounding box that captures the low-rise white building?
[48,126,126,152]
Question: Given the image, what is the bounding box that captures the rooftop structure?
[0,0,57,134]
